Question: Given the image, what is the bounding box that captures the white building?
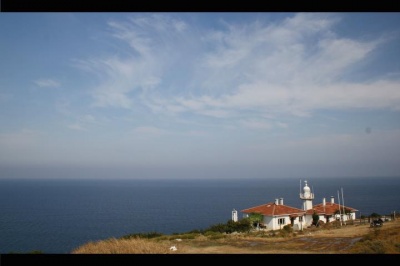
[240,180,358,231]
[241,197,306,231]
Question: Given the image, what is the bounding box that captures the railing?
[299,193,314,199]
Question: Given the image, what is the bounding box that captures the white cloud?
[67,123,86,131]
[185,130,208,137]
[34,79,61,88]
[76,13,400,126]
[67,114,100,131]
[92,90,133,109]
[132,126,168,135]
[291,80,400,112]
[149,13,398,120]
[277,122,288,128]
[239,119,271,129]
[197,109,231,118]
[77,14,190,109]
[55,100,72,115]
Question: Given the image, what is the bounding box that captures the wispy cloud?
[158,13,398,119]
[67,114,100,131]
[75,14,190,110]
[133,126,167,134]
[2,13,400,175]
[239,119,271,130]
[75,13,400,128]
[67,123,86,131]
[34,79,61,88]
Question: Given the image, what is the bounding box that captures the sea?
[0,176,399,254]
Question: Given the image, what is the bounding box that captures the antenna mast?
[299,179,301,194]
[341,187,346,225]
[337,190,342,226]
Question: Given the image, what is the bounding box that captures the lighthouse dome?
[303,181,310,192]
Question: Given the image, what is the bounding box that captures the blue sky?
[1,13,400,179]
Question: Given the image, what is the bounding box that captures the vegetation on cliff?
[71,214,400,254]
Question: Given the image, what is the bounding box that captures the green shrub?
[370,213,381,218]
[120,231,163,240]
[283,224,293,233]
[206,223,227,233]
[173,233,198,240]
[312,211,319,226]
[185,229,203,234]
[204,231,220,237]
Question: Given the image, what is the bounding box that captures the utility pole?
[337,190,342,227]
[341,187,346,225]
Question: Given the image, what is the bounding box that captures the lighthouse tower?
[232,209,238,222]
[299,180,314,210]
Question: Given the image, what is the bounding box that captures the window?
[299,216,303,222]
[278,218,285,225]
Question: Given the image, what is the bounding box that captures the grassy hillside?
[71,218,400,254]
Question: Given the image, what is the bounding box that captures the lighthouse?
[232,209,238,222]
[299,180,314,210]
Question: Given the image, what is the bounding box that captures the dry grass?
[71,219,400,254]
[347,224,400,254]
[71,237,177,254]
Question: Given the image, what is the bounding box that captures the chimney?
[275,198,279,205]
[323,198,326,206]
[279,198,283,205]
[331,196,334,204]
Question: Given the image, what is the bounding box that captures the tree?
[370,212,381,218]
[312,211,319,226]
[248,212,264,228]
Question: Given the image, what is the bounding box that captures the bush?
[370,213,381,218]
[121,231,163,240]
[204,218,252,234]
[185,229,203,234]
[206,223,227,233]
[282,224,293,233]
[204,231,225,240]
[312,211,319,226]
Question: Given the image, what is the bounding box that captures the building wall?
[334,212,356,221]
[242,211,356,231]
[273,216,288,230]
[263,216,274,230]
[292,216,307,231]
[264,215,301,231]
[304,215,314,227]
[263,216,287,230]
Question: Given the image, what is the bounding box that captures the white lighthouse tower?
[232,209,238,222]
[300,180,314,210]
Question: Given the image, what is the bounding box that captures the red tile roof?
[241,201,358,217]
[306,202,358,215]
[241,202,305,216]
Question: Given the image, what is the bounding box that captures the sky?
[0,12,400,179]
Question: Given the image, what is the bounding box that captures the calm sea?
[0,176,399,254]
